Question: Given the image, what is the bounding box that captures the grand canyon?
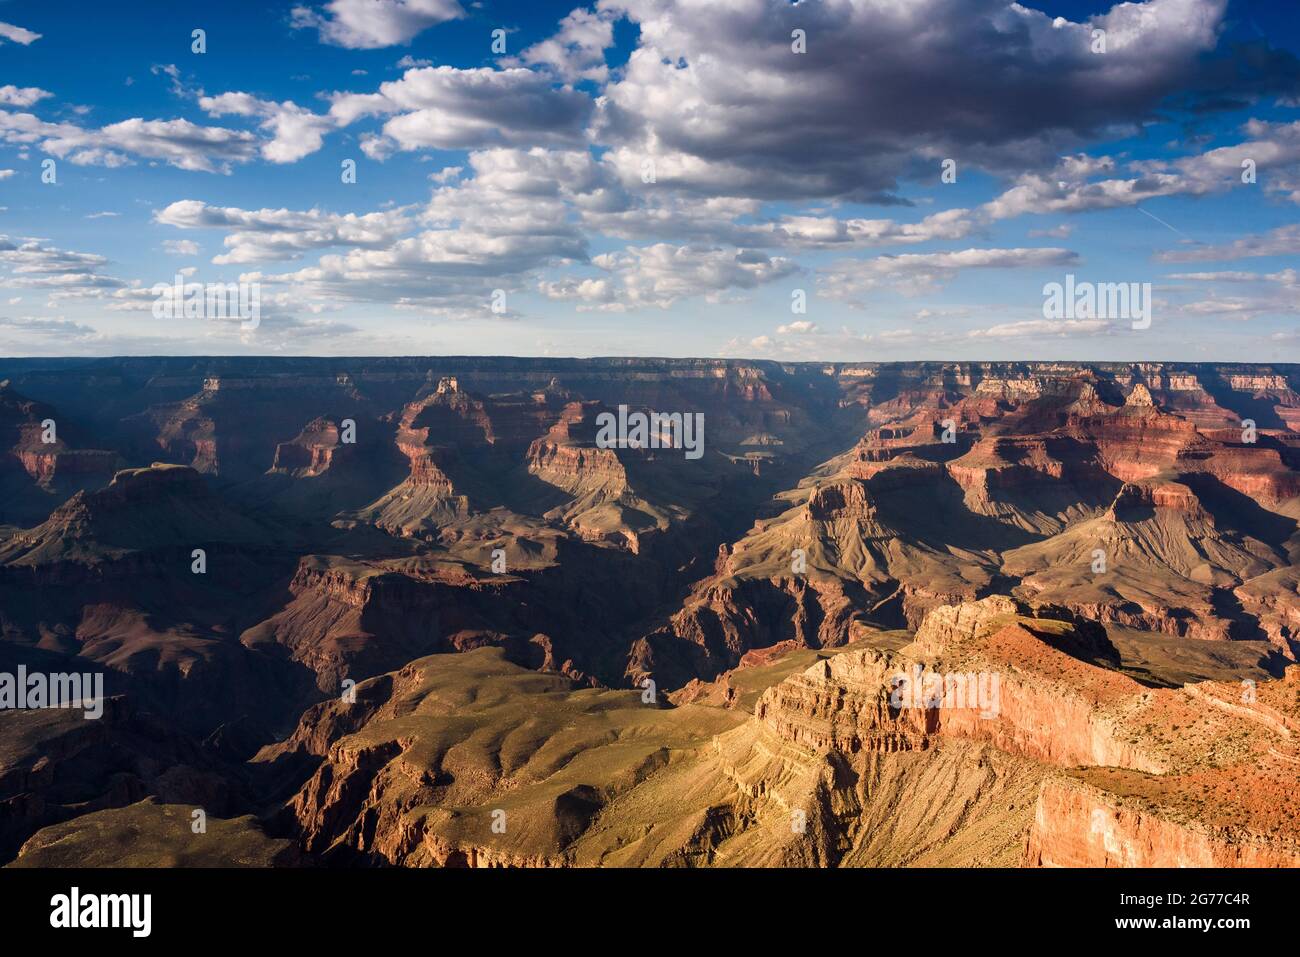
[1,357,1298,869]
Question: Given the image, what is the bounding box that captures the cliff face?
[0,464,272,565]
[525,401,631,504]
[0,381,119,525]
[238,556,522,694]
[755,634,1159,773]
[1025,779,1300,867]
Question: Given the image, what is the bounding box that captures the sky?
[0,0,1298,361]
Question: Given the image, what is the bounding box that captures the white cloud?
[1165,267,1299,320]
[1028,224,1075,239]
[0,110,259,173]
[254,148,616,312]
[1167,268,1297,284]
[0,315,96,339]
[0,236,126,293]
[156,199,414,264]
[773,208,975,248]
[0,85,53,108]
[544,244,799,311]
[985,121,1300,220]
[0,21,41,45]
[1157,224,1300,263]
[819,247,1079,303]
[512,7,615,83]
[150,63,192,98]
[199,92,336,163]
[328,65,592,152]
[776,320,818,334]
[595,0,1229,200]
[966,318,1113,339]
[291,0,464,49]
[982,155,1186,220]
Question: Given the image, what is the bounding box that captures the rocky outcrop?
[755,598,1160,772]
[0,382,120,525]
[239,557,519,693]
[0,464,273,565]
[8,800,303,868]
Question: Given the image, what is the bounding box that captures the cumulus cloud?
[512,7,615,83]
[10,0,1297,358]
[580,195,978,251]
[0,236,126,293]
[579,195,764,246]
[776,320,818,334]
[199,92,336,163]
[0,85,52,108]
[1156,119,1300,204]
[772,208,976,248]
[985,121,1300,219]
[542,243,798,310]
[291,0,464,49]
[595,0,1233,200]
[255,147,607,312]
[982,156,1186,220]
[0,110,259,172]
[329,65,592,152]
[155,199,414,264]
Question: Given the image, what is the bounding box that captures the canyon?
[0,357,1298,867]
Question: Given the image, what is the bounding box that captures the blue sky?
[0,0,1298,360]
